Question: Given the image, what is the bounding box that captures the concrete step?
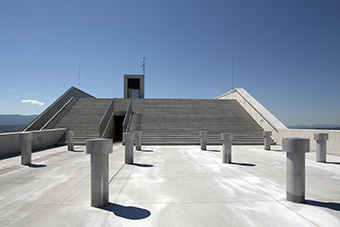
[47,97,112,143]
[124,98,272,145]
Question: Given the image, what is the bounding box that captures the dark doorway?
[128,79,140,89]
[128,78,140,98]
[114,116,124,141]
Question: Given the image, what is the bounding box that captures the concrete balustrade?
[66,130,74,151]
[263,131,272,150]
[19,132,33,165]
[199,131,207,150]
[124,133,135,164]
[314,133,328,163]
[135,131,142,151]
[282,137,309,203]
[86,138,113,207]
[221,133,233,163]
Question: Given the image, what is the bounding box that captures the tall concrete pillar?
[263,131,272,150]
[135,131,142,151]
[199,131,207,150]
[66,130,74,151]
[86,138,113,207]
[283,138,309,203]
[19,132,33,165]
[124,133,135,164]
[221,133,233,163]
[314,133,328,163]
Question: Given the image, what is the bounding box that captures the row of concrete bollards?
[200,131,233,163]
[17,130,330,207]
[199,130,330,203]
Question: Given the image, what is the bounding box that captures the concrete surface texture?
[128,98,269,145]
[45,97,111,144]
[0,128,67,157]
[0,144,339,226]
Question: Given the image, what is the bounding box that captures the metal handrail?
[99,98,114,137]
[24,86,94,131]
[40,97,75,130]
[224,89,279,133]
[122,99,133,133]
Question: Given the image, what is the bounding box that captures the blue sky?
[1,0,339,126]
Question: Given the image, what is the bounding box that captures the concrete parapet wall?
[217,88,340,156]
[0,128,67,157]
[216,88,287,143]
[279,129,340,156]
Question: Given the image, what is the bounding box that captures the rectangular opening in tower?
[128,78,140,98]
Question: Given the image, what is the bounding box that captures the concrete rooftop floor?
[0,144,339,227]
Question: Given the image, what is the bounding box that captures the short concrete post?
[135,131,142,151]
[314,133,328,163]
[263,131,272,150]
[19,132,33,165]
[66,130,74,151]
[221,133,233,163]
[124,133,135,164]
[86,138,113,207]
[199,131,207,150]
[282,138,309,203]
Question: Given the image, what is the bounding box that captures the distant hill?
[0,114,38,133]
[288,124,340,130]
[0,114,38,125]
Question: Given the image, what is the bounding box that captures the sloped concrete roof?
[0,144,339,226]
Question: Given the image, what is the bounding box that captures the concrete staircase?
[46,97,111,144]
[128,99,272,145]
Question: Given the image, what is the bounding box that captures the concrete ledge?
[216,89,340,156]
[24,86,95,131]
[0,128,67,157]
[216,88,287,143]
[281,129,340,156]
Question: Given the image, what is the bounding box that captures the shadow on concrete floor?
[141,150,154,152]
[271,149,283,152]
[207,150,220,152]
[305,200,340,212]
[131,163,154,168]
[28,163,47,168]
[325,162,340,165]
[231,162,256,167]
[100,203,151,220]
[72,150,84,152]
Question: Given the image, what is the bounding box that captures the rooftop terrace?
[1,144,339,226]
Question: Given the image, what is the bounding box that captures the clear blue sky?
[1,0,339,126]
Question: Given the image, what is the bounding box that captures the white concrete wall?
[217,88,340,156]
[0,128,67,157]
[279,129,340,156]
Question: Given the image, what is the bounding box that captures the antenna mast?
[142,57,145,76]
[232,57,234,90]
[78,64,80,88]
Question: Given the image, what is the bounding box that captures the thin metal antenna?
[232,57,234,90]
[142,57,145,76]
[78,64,80,88]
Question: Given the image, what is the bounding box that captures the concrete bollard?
[282,138,309,203]
[123,133,135,164]
[66,130,74,151]
[19,132,33,165]
[199,131,207,150]
[221,133,233,163]
[263,131,272,150]
[134,131,142,151]
[314,133,328,163]
[86,138,113,207]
